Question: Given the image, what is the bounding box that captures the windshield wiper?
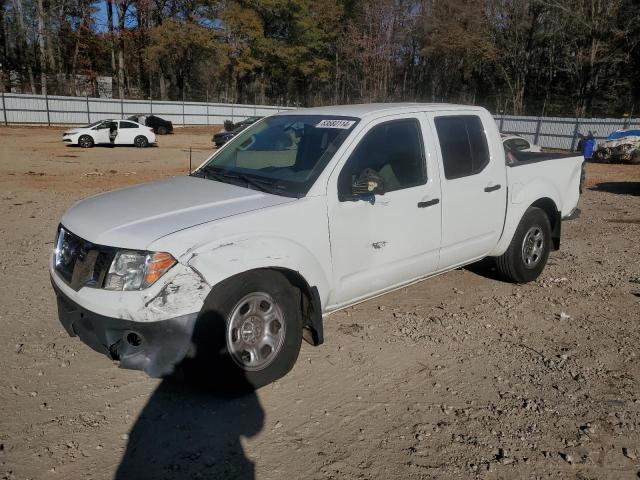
[195,167,295,197]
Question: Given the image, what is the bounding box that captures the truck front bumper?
[52,278,197,377]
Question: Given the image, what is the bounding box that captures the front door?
[326,115,442,308]
[92,122,111,144]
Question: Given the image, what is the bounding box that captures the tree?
[146,18,225,100]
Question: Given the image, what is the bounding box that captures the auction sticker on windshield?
[316,119,356,129]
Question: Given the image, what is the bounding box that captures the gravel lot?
[1,126,639,480]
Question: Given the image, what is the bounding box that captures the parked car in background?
[213,116,263,147]
[501,134,542,152]
[52,103,582,389]
[223,116,262,132]
[62,119,156,148]
[127,115,174,135]
[594,128,640,165]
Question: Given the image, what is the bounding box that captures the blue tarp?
[606,129,640,141]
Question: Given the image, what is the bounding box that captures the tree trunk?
[106,0,116,96]
[159,74,167,100]
[0,0,7,92]
[116,0,128,99]
[11,0,36,93]
[36,0,47,95]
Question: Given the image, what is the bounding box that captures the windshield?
[86,120,105,129]
[194,115,359,197]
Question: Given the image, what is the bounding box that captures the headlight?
[104,250,176,291]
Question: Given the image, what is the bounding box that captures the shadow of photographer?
[116,306,265,480]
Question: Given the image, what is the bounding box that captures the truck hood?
[60,176,296,250]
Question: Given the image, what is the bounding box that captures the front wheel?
[157,126,168,135]
[495,207,552,283]
[630,150,640,165]
[134,135,149,148]
[185,270,303,391]
[78,135,94,148]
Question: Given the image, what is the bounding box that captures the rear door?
[428,112,507,269]
[116,121,140,145]
[326,115,442,307]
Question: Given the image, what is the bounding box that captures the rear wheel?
[185,270,303,392]
[496,207,552,283]
[134,135,149,148]
[630,150,640,165]
[78,135,94,148]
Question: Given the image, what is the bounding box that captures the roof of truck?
[275,103,486,119]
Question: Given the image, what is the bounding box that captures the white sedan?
[62,119,156,148]
[501,134,542,152]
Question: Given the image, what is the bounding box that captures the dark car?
[214,116,262,147]
[223,116,262,132]
[213,126,245,148]
[127,115,173,135]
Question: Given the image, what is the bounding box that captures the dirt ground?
[1,126,639,480]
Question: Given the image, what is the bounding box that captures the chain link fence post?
[570,118,581,152]
[534,117,542,145]
[1,92,7,126]
[45,92,51,126]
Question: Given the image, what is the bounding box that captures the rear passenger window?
[119,121,138,129]
[434,116,489,179]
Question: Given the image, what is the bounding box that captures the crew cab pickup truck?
[51,103,582,389]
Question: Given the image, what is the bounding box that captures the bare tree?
[36,0,47,94]
[10,0,36,93]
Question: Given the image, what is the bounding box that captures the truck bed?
[506,151,582,218]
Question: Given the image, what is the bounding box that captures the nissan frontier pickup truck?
[51,103,582,389]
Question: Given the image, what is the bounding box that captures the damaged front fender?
[139,264,210,323]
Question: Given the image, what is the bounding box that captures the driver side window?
[338,119,426,201]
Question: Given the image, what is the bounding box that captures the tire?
[630,151,640,165]
[184,270,303,392]
[134,135,149,148]
[496,207,552,283]
[78,135,94,148]
[157,126,168,135]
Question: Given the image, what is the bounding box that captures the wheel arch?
[262,267,323,346]
[202,267,324,347]
[530,197,561,250]
[491,195,561,257]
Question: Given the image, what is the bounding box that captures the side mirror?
[352,168,386,197]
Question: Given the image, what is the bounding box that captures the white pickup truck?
[51,103,583,389]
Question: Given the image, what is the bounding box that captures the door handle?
[418,199,440,208]
[484,184,501,192]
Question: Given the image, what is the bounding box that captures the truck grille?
[54,227,116,291]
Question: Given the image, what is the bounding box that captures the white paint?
[54,103,583,327]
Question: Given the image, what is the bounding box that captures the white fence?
[1,93,638,151]
[0,92,293,126]
[495,114,640,151]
